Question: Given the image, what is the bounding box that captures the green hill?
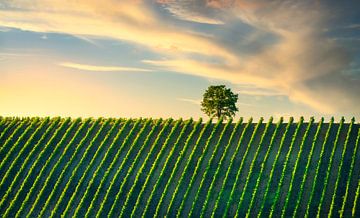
[0,117,359,217]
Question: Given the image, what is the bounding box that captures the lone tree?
[201,85,238,120]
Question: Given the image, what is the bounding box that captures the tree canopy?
[201,85,238,120]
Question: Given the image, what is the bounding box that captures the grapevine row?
[222,117,264,217]
[234,117,274,217]
[154,119,211,217]
[80,118,132,217]
[188,119,232,217]
[3,118,66,216]
[315,117,345,217]
[245,117,284,217]
[339,127,360,217]
[304,117,334,217]
[71,118,123,216]
[50,118,111,217]
[62,118,120,216]
[292,118,324,217]
[108,119,161,217]
[174,117,223,217]
[0,117,19,146]
[92,119,165,217]
[0,118,6,136]
[82,118,146,217]
[352,178,360,217]
[117,119,175,217]
[63,118,144,217]
[257,117,293,218]
[142,119,198,217]
[26,118,93,217]
[0,118,29,156]
[0,118,40,173]
[268,117,304,218]
[16,118,81,216]
[0,117,6,131]
[0,117,52,196]
[103,119,154,217]
[211,118,253,218]
[164,118,215,216]
[328,118,354,217]
[280,117,314,217]
[0,117,358,217]
[200,118,242,218]
[127,120,183,218]
[97,119,170,217]
[37,118,101,217]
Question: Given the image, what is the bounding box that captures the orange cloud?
[156,0,175,3]
[206,0,260,10]
[59,62,152,72]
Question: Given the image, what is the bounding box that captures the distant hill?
[0,117,359,217]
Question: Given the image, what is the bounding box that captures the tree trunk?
[216,109,221,119]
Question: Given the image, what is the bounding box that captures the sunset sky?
[1,0,359,120]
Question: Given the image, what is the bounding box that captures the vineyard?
[0,116,359,217]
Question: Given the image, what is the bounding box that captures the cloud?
[236,89,285,97]
[1,0,359,116]
[71,34,100,47]
[0,0,235,62]
[146,0,359,115]
[238,102,254,107]
[0,26,11,32]
[0,52,37,57]
[59,62,152,72]
[206,0,261,10]
[157,0,224,24]
[177,98,201,105]
[344,24,360,29]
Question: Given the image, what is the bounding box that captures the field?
[0,116,359,217]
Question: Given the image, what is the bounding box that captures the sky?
[0,0,359,121]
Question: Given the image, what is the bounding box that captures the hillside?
[0,117,359,217]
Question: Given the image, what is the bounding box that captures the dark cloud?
[305,71,360,115]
